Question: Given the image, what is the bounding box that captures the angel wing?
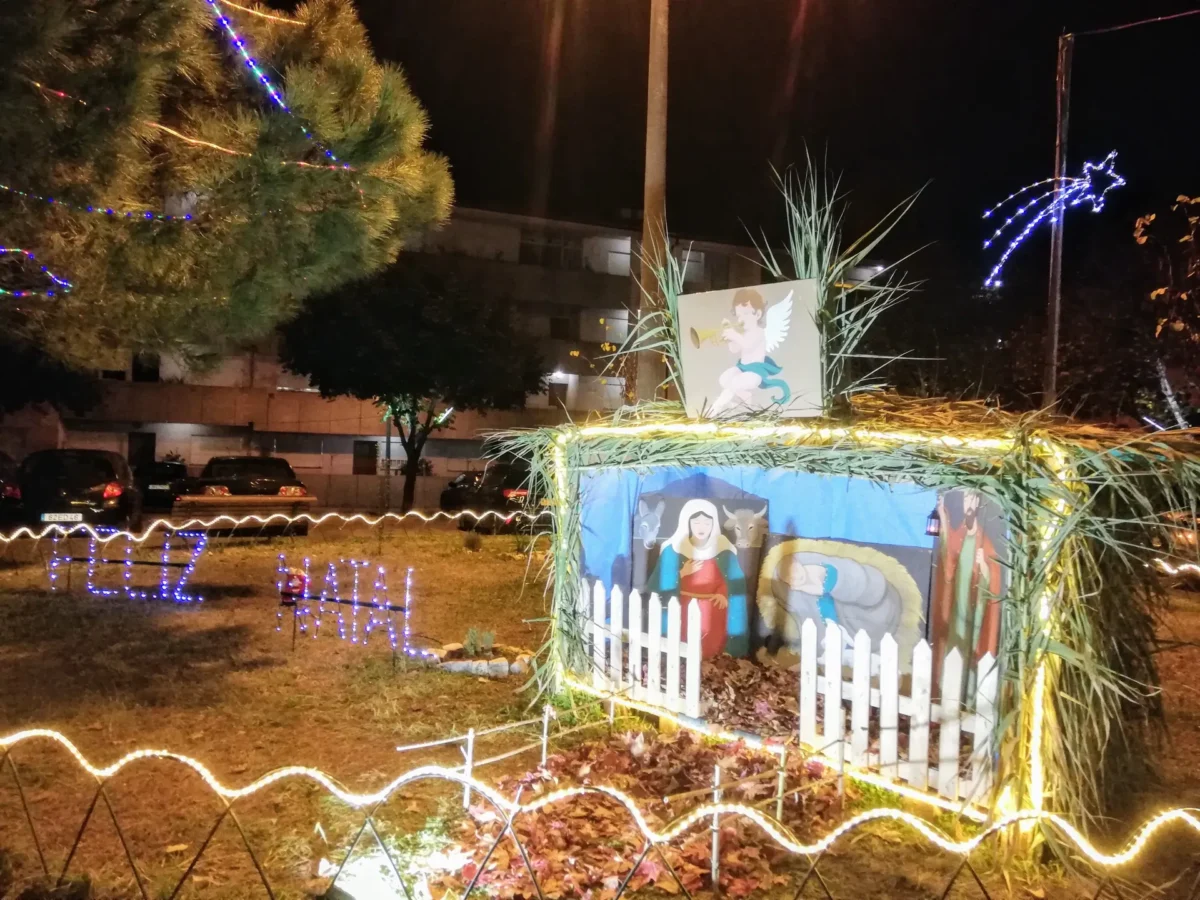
[764,290,794,353]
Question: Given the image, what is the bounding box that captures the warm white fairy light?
[0,509,552,545]
[1155,558,1200,576]
[2,727,1199,869]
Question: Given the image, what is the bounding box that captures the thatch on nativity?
[499,393,1200,829]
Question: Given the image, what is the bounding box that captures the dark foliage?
[280,258,546,509]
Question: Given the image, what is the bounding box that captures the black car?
[441,462,538,531]
[0,451,19,527]
[16,449,142,529]
[135,460,189,512]
[182,456,311,498]
[439,471,482,513]
[173,456,315,534]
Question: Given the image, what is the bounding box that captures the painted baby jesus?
[709,287,795,416]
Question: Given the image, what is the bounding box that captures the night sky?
[356,0,1200,302]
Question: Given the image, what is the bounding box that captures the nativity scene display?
[578,466,1008,738]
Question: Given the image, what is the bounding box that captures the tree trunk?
[402,445,420,512]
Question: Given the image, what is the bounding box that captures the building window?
[352,440,379,475]
[519,230,583,270]
[549,316,574,340]
[548,382,568,408]
[131,354,160,383]
[708,253,730,290]
[679,250,706,285]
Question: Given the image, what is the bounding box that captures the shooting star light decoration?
[982,150,1126,288]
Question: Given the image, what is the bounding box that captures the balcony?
[82,382,570,438]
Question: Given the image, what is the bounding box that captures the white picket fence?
[579,581,999,804]
[799,618,998,803]
[581,581,703,718]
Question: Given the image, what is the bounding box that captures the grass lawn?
[0,523,1198,899]
[0,523,554,899]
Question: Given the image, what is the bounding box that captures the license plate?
[41,513,83,523]
[149,484,170,490]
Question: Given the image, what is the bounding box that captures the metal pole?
[630,0,669,404]
[462,728,475,809]
[1043,32,1074,411]
[775,747,787,821]
[711,764,721,893]
[541,704,551,766]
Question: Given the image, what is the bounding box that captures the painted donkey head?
[635,499,666,549]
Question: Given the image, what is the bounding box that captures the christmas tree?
[0,0,452,367]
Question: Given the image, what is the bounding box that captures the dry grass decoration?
[497,163,1200,841]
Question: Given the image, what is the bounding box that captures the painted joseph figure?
[931,489,1003,696]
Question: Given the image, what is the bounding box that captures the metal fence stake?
[1,750,48,876]
[462,728,475,809]
[775,747,787,822]
[711,764,722,894]
[541,705,551,766]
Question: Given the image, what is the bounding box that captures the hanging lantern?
[926,508,941,537]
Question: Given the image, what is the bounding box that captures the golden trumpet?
[690,319,735,349]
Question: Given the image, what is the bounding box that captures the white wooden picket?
[579,582,999,804]
[808,619,999,803]
[584,580,702,719]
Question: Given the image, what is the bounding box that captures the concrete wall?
[304,474,453,511]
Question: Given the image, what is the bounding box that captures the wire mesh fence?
[3,728,1200,900]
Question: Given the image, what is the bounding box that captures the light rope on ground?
[2,728,1199,869]
[0,509,553,544]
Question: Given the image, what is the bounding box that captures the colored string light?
[276,555,436,659]
[205,0,350,169]
[0,509,552,544]
[982,150,1126,288]
[3,726,1200,869]
[0,247,72,297]
[0,182,190,224]
[25,79,350,172]
[221,0,306,26]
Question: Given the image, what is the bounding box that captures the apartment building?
[4,208,765,507]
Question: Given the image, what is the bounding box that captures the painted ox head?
[722,504,768,549]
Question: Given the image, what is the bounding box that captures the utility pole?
[629,0,669,404]
[1043,32,1074,411]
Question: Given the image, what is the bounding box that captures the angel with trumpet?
[701,287,794,415]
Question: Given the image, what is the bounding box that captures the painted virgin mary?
[649,499,749,658]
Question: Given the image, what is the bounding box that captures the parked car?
[14,449,142,529]
[439,471,482,513]
[0,451,19,527]
[135,460,189,513]
[441,461,539,531]
[174,456,315,532]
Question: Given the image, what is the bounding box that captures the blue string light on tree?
[982,150,1126,289]
[205,0,350,170]
[0,247,72,297]
[0,183,191,224]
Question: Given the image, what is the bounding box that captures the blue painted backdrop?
[580,466,938,594]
